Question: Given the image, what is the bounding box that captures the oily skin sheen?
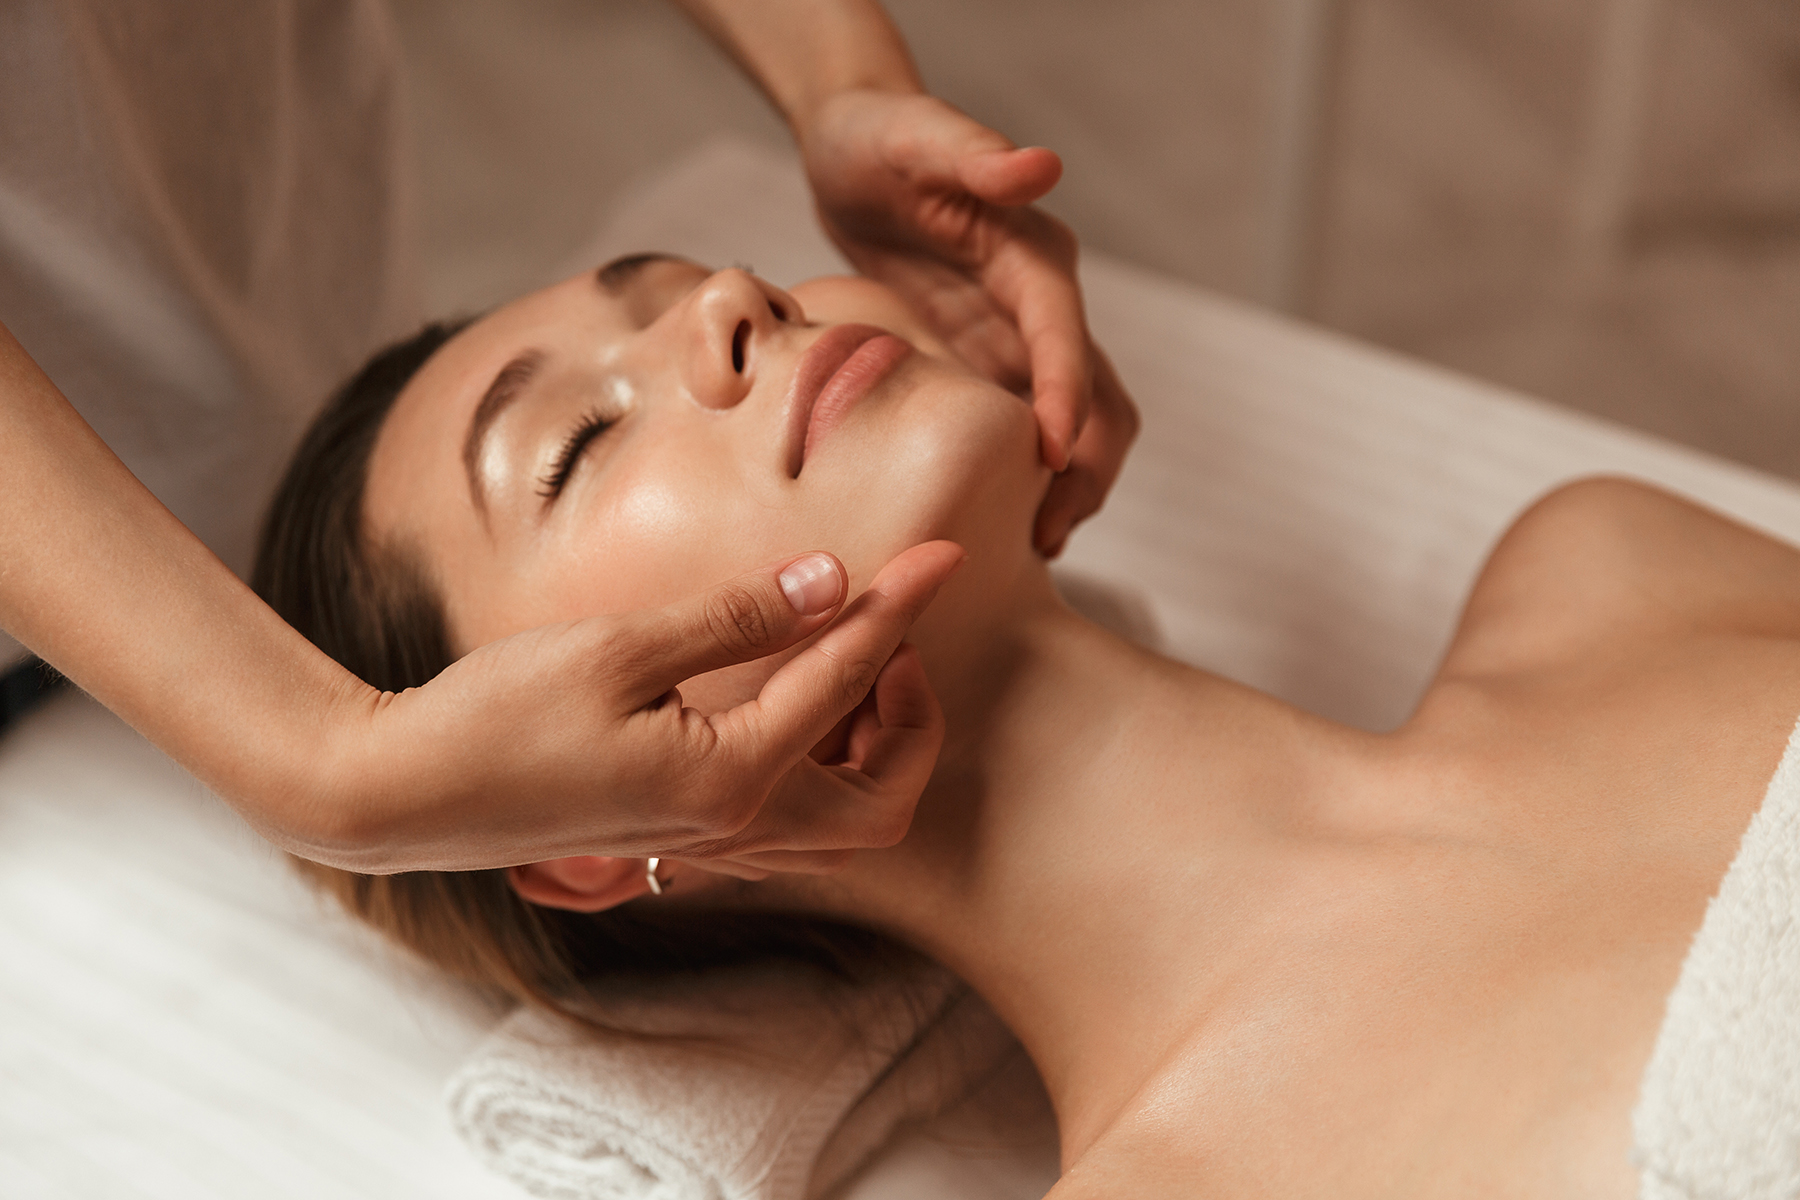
[365,262,1800,1197]
[366,260,1047,699]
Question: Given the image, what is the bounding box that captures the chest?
[1053,849,1693,1198]
[1052,639,1800,1197]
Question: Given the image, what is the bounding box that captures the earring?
[645,857,669,896]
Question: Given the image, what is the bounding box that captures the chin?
[833,367,1049,600]
[789,275,1048,561]
[680,398,1047,718]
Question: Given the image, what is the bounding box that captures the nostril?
[731,319,750,373]
[768,299,787,321]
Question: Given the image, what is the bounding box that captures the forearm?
[671,0,922,130]
[0,320,371,848]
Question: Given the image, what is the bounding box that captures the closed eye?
[537,408,616,500]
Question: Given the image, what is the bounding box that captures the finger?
[841,682,884,768]
[1033,346,1140,555]
[607,551,848,709]
[965,209,1088,465]
[838,643,939,786]
[638,541,960,857]
[877,97,1019,187]
[695,645,945,869]
[713,540,963,770]
[1033,465,1105,559]
[842,247,1031,388]
[958,146,1064,207]
[999,236,1092,470]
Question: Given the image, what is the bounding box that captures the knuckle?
[706,582,779,656]
[586,621,634,668]
[835,653,882,704]
[575,618,647,690]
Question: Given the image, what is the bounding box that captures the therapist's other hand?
[1033,342,1138,557]
[318,541,962,875]
[798,89,1137,554]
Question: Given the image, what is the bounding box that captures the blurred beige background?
[392,0,1800,481]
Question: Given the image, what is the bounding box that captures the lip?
[785,324,912,477]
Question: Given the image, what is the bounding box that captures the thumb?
[959,145,1063,207]
[609,551,848,709]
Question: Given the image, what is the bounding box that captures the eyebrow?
[462,350,543,516]
[461,257,680,515]
[595,251,681,294]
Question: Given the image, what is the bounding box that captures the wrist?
[785,71,923,142]
[262,673,399,870]
[676,0,921,138]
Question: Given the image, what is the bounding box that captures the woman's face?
[363,257,1050,693]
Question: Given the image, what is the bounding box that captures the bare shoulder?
[1439,476,1800,681]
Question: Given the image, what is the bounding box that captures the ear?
[507,856,651,913]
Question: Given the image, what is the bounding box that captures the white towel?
[1634,712,1800,1199]
[446,959,1019,1200]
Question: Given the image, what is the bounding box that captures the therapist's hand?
[315,541,963,875]
[797,89,1138,555]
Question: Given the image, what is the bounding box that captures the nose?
[680,268,800,410]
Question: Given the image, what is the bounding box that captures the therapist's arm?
[0,320,958,874]
[672,0,1139,556]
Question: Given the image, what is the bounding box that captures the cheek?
[526,442,804,624]
[812,375,1047,582]
[540,450,808,716]
[456,368,1044,671]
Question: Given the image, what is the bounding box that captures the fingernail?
[779,553,844,615]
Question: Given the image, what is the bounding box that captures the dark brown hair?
[254,322,891,1018]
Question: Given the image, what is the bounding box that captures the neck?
[774,564,1341,1154]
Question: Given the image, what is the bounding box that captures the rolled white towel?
[446,959,1018,1200]
[1634,712,1800,1198]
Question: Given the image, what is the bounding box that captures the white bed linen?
[5,138,1800,1200]
[0,695,522,1200]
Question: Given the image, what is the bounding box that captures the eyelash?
[536,407,616,500]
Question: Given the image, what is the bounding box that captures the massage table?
[6,139,1799,1199]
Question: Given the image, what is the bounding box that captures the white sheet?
[0,693,521,1200]
[6,137,1800,1200]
